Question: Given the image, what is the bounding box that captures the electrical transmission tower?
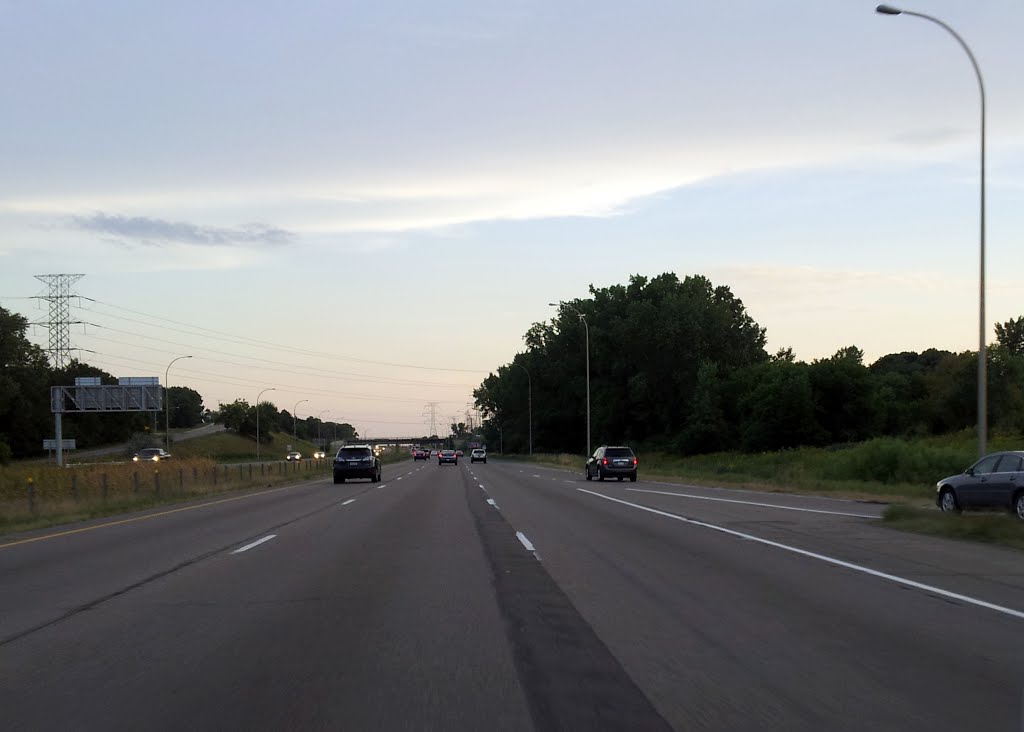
[422,402,440,437]
[34,274,84,369]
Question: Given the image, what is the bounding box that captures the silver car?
[936,451,1024,519]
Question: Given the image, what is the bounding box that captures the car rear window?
[605,447,634,458]
[339,448,371,458]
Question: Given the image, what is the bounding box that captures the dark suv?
[585,446,638,482]
[333,445,382,484]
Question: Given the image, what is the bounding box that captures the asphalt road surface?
[2,458,1023,731]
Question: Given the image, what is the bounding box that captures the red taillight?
[633,458,638,466]
[601,458,607,465]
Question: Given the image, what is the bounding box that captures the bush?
[821,438,970,484]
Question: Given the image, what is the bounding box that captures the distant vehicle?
[456,450,464,457]
[935,451,1024,519]
[313,450,326,459]
[133,447,171,462]
[470,449,487,464]
[413,449,428,461]
[333,445,382,484]
[585,446,638,482]
[285,451,302,461]
[438,449,458,466]
[430,450,438,457]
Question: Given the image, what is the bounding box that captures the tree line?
[473,273,1024,455]
[0,306,357,462]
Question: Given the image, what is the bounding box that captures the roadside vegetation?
[0,433,410,537]
[881,504,1024,551]
[509,431,1021,503]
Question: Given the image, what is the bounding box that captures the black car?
[133,447,171,462]
[585,446,638,482]
[935,451,1024,518]
[438,449,458,465]
[333,445,382,484]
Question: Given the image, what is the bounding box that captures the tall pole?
[514,363,532,455]
[256,387,275,462]
[165,355,193,451]
[293,399,309,441]
[551,302,590,457]
[876,5,987,457]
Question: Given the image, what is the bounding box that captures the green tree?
[995,316,1024,356]
[0,307,52,458]
[167,386,204,428]
[734,361,824,452]
[808,346,875,443]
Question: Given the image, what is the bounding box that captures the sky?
[1,0,1022,438]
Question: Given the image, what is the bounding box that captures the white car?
[313,450,326,459]
[470,449,487,464]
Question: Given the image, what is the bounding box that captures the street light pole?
[514,363,532,455]
[165,355,193,451]
[256,387,275,462]
[293,399,309,441]
[550,302,590,458]
[876,5,987,457]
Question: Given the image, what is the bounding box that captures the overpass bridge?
[333,437,448,449]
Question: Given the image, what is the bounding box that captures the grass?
[506,431,1024,505]
[881,504,1024,550]
[0,433,414,537]
[0,430,398,537]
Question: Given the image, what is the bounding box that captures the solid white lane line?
[627,488,877,519]
[342,499,356,506]
[578,489,1024,621]
[232,535,277,554]
[487,498,499,509]
[516,531,536,552]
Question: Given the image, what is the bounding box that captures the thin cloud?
[888,127,968,148]
[68,212,294,248]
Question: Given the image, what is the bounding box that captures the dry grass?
[0,456,331,536]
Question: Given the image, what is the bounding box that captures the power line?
[79,297,489,374]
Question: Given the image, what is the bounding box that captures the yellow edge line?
[0,479,316,551]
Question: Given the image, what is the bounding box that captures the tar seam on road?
[0,488,375,648]
[232,534,276,554]
[579,489,1024,622]
[464,470,673,732]
[627,487,878,518]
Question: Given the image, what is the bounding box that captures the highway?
[2,457,1022,731]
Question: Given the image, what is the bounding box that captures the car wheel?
[333,476,341,485]
[1014,491,1024,521]
[585,466,592,481]
[597,469,605,482]
[938,488,959,514]
[483,459,486,464]
[629,473,637,482]
[617,476,623,482]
